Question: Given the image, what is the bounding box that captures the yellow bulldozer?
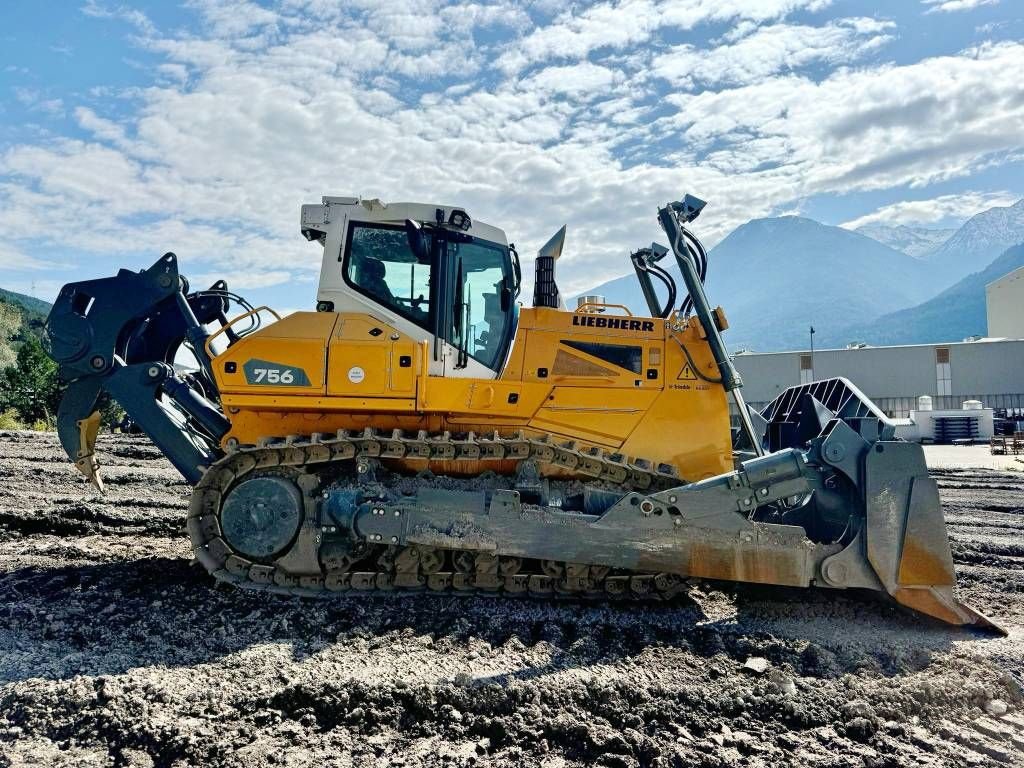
[44,194,998,631]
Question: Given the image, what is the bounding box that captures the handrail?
[204,305,281,358]
[417,339,430,407]
[574,302,633,316]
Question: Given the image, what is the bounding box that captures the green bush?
[98,394,126,431]
[0,337,61,426]
[0,409,24,430]
[0,301,22,369]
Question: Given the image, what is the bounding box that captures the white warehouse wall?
[733,339,1024,417]
[987,266,1024,339]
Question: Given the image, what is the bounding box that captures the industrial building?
[987,265,1024,339]
[731,265,1024,421]
[733,338,1024,418]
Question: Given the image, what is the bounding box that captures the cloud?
[495,0,658,75]
[521,62,621,97]
[661,41,1024,194]
[12,87,65,117]
[439,3,532,34]
[494,0,834,74]
[922,0,999,13]
[0,244,67,271]
[74,106,129,145]
[652,18,894,88]
[80,0,157,35]
[0,3,1021,300]
[840,191,1021,229]
[186,0,280,39]
[190,269,298,290]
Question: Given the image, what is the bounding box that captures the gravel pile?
[1,430,1022,767]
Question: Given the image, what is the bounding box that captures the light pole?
[810,326,815,375]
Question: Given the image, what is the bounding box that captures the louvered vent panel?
[552,349,617,377]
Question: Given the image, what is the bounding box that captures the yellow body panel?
[215,312,337,396]
[327,316,417,398]
[212,306,734,480]
[620,325,732,480]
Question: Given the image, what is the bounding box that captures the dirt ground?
[1,430,1022,768]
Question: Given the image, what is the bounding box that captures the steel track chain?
[186,428,690,601]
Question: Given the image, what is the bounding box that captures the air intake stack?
[533,225,566,308]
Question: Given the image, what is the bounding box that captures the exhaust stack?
[533,225,566,308]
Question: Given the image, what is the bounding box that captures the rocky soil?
[1,430,1022,767]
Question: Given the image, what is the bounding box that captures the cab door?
[438,235,517,377]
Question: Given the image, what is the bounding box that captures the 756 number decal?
[252,367,295,384]
[242,359,311,387]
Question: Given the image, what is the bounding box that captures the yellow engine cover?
[211,307,733,481]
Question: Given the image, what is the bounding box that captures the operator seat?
[358,257,396,306]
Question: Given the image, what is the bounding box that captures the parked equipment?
[44,195,999,632]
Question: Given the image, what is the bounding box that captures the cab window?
[344,223,432,329]
[448,239,514,371]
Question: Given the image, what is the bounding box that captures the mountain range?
[574,198,1024,351]
[924,199,1024,287]
[832,243,1024,347]
[0,287,51,317]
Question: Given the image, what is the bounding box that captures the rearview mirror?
[404,219,428,262]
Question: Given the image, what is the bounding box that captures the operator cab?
[302,197,522,378]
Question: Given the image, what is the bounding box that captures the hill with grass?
[0,288,51,368]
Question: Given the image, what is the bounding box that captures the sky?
[1,0,1023,312]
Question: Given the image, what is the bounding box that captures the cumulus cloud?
[2,2,1022,298]
[0,244,66,271]
[187,0,281,39]
[521,62,621,97]
[840,191,1021,229]
[662,42,1024,194]
[439,2,532,33]
[652,18,894,88]
[922,0,999,13]
[494,0,834,74]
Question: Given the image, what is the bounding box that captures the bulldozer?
[43,194,998,631]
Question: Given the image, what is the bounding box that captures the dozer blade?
[336,418,1002,631]
[759,378,1004,634]
[862,440,1002,632]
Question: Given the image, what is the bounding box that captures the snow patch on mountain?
[854,223,954,258]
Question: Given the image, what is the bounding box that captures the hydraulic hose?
[672,337,723,384]
[648,262,676,318]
